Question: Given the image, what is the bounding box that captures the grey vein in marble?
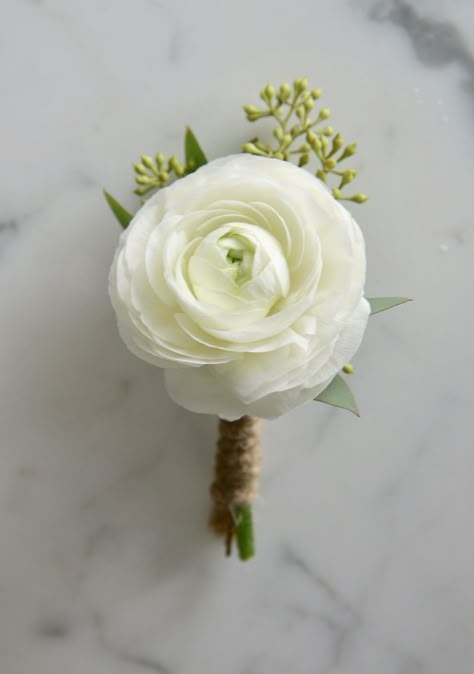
[371,0,474,99]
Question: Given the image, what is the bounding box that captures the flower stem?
[233,504,255,561]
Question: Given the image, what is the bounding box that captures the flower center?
[218,234,255,284]
[187,223,290,316]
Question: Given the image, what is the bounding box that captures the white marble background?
[1,1,473,672]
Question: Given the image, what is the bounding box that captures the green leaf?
[185,126,208,172]
[103,190,134,229]
[368,297,412,316]
[314,374,359,416]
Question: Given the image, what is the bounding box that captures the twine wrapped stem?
[209,416,261,560]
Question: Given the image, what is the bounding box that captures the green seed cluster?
[133,153,186,197]
[242,78,368,204]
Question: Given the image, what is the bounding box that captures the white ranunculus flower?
[110,154,369,420]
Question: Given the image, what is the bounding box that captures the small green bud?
[264,83,275,99]
[293,77,309,93]
[322,126,335,136]
[306,131,321,152]
[242,142,267,156]
[274,151,285,160]
[134,186,151,196]
[340,169,356,187]
[319,107,331,120]
[316,169,327,182]
[260,83,275,104]
[303,97,314,112]
[332,188,342,199]
[158,171,169,183]
[339,143,357,161]
[320,135,329,152]
[169,156,185,176]
[351,193,369,204]
[311,88,322,99]
[273,127,284,141]
[290,125,301,137]
[342,364,355,374]
[324,158,337,170]
[298,153,310,167]
[133,163,148,175]
[278,82,291,102]
[243,104,259,114]
[332,132,344,149]
[141,155,156,171]
[135,175,156,185]
[155,152,165,168]
[300,143,311,153]
[296,106,305,120]
[243,105,270,121]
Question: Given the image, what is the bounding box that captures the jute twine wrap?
[209,416,261,552]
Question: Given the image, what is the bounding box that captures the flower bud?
[242,142,266,156]
[319,108,331,120]
[135,175,156,185]
[340,169,356,187]
[342,364,355,374]
[324,158,337,170]
[278,82,291,102]
[264,83,275,99]
[306,131,321,152]
[133,163,148,175]
[296,106,305,120]
[243,104,259,115]
[351,194,368,204]
[293,77,308,93]
[169,156,185,176]
[311,88,322,99]
[322,126,335,137]
[339,143,357,161]
[298,154,310,167]
[332,132,344,149]
[141,155,155,170]
[273,127,284,141]
[155,152,165,168]
[134,186,150,196]
[303,98,314,112]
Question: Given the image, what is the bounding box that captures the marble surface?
[1,1,474,672]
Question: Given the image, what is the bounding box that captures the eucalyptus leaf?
[368,297,411,316]
[185,126,208,172]
[103,190,133,229]
[314,374,360,416]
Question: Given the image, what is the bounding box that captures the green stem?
[233,505,255,561]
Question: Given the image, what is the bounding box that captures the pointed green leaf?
[314,374,360,416]
[103,190,134,229]
[368,297,412,316]
[185,126,208,172]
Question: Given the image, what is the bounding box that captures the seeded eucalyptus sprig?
[133,153,185,196]
[132,127,208,198]
[242,78,368,204]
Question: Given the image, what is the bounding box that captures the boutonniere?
[105,77,410,561]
